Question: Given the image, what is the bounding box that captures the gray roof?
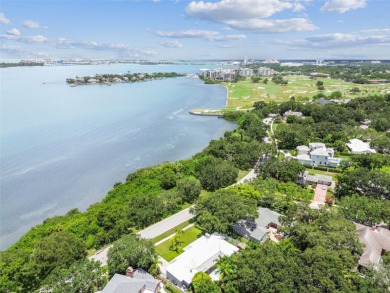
[297,154,311,161]
[309,142,326,149]
[310,148,329,157]
[316,175,333,183]
[296,145,310,151]
[233,208,281,242]
[356,223,390,267]
[305,174,332,184]
[102,272,160,293]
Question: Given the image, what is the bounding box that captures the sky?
[0,0,389,60]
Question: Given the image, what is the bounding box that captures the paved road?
[90,207,194,265]
[236,169,257,184]
[138,207,194,239]
[90,246,111,266]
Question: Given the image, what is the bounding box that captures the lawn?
[305,168,338,179]
[220,75,390,110]
[155,226,203,261]
[151,220,191,244]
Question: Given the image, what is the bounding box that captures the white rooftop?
[166,234,238,286]
[297,154,311,161]
[347,139,376,154]
[310,148,329,157]
[296,145,310,151]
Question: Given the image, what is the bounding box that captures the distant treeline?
[66,72,184,84]
[0,62,45,68]
[248,63,390,84]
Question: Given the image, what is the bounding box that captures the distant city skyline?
[1,0,389,60]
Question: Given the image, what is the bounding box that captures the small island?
[66,72,184,85]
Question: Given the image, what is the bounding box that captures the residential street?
[89,207,194,266]
[137,207,194,239]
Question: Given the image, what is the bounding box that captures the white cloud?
[185,0,314,33]
[186,0,299,20]
[361,28,390,34]
[23,35,48,43]
[276,32,390,49]
[159,40,183,48]
[52,37,158,57]
[23,20,47,29]
[0,12,10,25]
[226,18,316,33]
[0,44,49,57]
[6,28,21,36]
[0,32,159,58]
[0,33,48,43]
[156,29,246,41]
[321,0,366,13]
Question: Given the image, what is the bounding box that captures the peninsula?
[66,72,184,85]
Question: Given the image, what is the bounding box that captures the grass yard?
[155,226,203,261]
[305,168,338,179]
[151,220,191,244]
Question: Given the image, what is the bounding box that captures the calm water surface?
[0,64,236,249]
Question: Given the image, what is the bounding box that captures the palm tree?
[215,256,237,281]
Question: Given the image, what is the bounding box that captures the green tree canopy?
[339,195,390,227]
[194,156,238,191]
[176,177,201,203]
[192,272,219,293]
[107,234,157,277]
[256,158,305,183]
[336,168,390,200]
[192,189,257,233]
[38,260,107,293]
[31,231,87,279]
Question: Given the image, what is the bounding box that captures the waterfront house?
[87,78,97,83]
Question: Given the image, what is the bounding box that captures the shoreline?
[1,74,233,251]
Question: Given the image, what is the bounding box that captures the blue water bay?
[0,64,235,249]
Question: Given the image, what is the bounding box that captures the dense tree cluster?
[250,62,390,83]
[272,95,390,152]
[256,158,306,182]
[107,234,158,277]
[38,260,107,293]
[192,272,219,293]
[191,189,258,233]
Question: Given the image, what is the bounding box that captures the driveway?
[313,184,327,203]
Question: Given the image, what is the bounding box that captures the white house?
[296,143,342,167]
[346,139,376,154]
[283,110,302,118]
[296,145,310,155]
[165,234,239,288]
